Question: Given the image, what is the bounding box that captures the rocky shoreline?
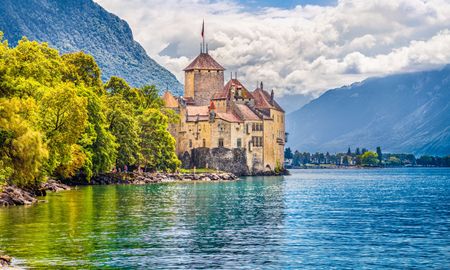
[0,255,12,267]
[0,172,238,207]
[86,171,238,185]
[0,180,71,207]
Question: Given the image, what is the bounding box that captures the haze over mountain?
[0,0,183,94]
[287,66,450,156]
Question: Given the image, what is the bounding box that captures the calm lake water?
[0,168,449,269]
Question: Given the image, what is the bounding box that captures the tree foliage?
[0,98,48,187]
[361,151,379,166]
[0,32,180,187]
[139,109,180,172]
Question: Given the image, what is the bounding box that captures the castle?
[163,42,286,175]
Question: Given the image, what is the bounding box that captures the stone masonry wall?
[193,70,224,105]
[180,147,250,176]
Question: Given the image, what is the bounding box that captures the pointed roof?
[252,88,284,112]
[162,91,179,108]
[184,53,225,71]
[212,79,254,100]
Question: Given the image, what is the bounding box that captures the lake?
[0,168,449,269]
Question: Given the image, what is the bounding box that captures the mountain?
[277,93,313,114]
[0,0,183,95]
[287,66,450,156]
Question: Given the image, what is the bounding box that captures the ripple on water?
[0,168,449,269]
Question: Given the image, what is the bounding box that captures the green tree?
[0,98,48,187]
[361,151,379,166]
[0,37,63,98]
[78,88,117,179]
[376,146,382,164]
[106,95,141,168]
[342,155,349,166]
[62,52,103,90]
[284,147,293,159]
[387,156,401,166]
[141,85,164,109]
[39,83,88,177]
[139,108,180,172]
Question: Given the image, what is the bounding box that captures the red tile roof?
[186,105,209,116]
[235,104,261,121]
[162,91,178,108]
[252,88,284,112]
[212,79,254,100]
[183,53,225,71]
[216,112,243,123]
[186,105,209,122]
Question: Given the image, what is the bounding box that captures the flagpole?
[202,19,205,53]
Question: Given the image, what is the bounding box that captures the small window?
[237,138,242,148]
[189,140,192,148]
[203,139,206,147]
[218,138,224,147]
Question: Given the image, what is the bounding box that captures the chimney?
[200,43,202,53]
[260,81,263,90]
[234,72,237,80]
[270,89,274,103]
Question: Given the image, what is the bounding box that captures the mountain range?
[287,66,450,156]
[0,0,183,94]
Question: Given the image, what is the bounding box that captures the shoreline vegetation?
[284,147,450,169]
[0,33,183,199]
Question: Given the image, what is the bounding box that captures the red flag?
[201,20,204,38]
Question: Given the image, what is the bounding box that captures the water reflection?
[0,176,286,269]
[1,169,449,269]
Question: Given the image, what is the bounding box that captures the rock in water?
[0,186,38,206]
[0,255,12,267]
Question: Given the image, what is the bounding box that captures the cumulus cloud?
[95,0,450,97]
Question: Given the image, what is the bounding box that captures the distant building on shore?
[163,34,286,175]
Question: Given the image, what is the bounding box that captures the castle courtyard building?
[164,44,286,175]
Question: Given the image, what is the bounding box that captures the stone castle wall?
[180,147,250,176]
[193,70,224,105]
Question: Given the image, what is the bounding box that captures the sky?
[95,0,450,97]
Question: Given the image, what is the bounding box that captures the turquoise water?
[0,168,449,269]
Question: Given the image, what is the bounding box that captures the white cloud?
[95,0,450,97]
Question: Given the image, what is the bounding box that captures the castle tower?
[183,49,225,105]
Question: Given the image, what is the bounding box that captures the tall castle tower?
[183,47,225,105]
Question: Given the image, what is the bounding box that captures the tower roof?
[162,91,179,108]
[183,53,225,71]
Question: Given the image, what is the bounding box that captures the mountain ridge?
[0,0,183,94]
[286,65,450,156]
